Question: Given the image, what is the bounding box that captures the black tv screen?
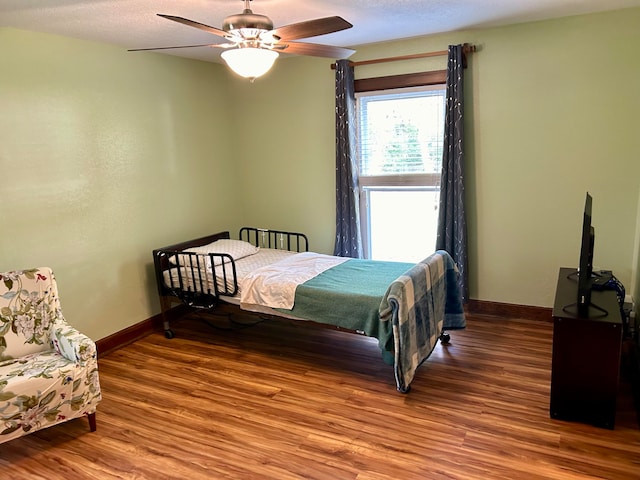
[577,192,594,316]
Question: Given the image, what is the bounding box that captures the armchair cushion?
[0,267,101,444]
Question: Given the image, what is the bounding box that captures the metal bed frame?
[152,227,308,338]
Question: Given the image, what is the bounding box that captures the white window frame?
[356,84,446,260]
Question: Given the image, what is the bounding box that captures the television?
[577,192,595,316]
[566,192,608,318]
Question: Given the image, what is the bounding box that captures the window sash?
[358,173,440,188]
[356,86,445,178]
[359,185,441,260]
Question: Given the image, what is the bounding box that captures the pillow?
[181,239,259,266]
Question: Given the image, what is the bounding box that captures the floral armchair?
[0,267,101,444]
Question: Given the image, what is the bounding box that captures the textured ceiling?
[2,0,640,63]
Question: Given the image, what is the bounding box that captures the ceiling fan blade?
[157,14,227,38]
[207,43,237,50]
[277,41,355,59]
[271,16,352,41]
[128,44,221,52]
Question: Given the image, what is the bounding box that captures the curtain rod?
[330,43,476,70]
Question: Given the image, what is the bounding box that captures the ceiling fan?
[130,0,355,80]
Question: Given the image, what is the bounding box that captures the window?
[357,85,446,262]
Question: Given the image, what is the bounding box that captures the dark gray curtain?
[333,59,363,257]
[436,44,468,301]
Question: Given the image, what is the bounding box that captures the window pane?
[358,89,445,176]
[367,189,440,263]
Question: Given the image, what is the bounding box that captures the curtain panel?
[333,59,363,258]
[436,44,469,301]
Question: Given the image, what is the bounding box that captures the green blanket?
[280,258,413,363]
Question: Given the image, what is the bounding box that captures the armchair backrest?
[0,267,62,361]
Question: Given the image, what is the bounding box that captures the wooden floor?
[1,311,639,479]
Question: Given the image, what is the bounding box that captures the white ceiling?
[2,0,640,63]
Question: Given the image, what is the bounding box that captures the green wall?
[464,11,640,308]
[227,56,338,250]
[0,28,240,340]
[2,7,639,342]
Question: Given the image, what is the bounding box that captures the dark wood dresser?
[550,267,623,429]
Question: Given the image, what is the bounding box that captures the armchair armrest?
[50,318,98,366]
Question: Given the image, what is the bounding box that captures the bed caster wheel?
[439,332,451,344]
[164,329,175,339]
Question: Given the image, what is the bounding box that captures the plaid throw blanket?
[379,250,466,392]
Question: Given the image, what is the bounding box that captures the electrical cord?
[593,273,628,337]
[191,309,266,331]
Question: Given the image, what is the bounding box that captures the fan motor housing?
[223,12,273,32]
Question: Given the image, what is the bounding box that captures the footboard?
[152,228,308,338]
[153,231,231,300]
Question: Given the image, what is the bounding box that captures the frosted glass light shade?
[221,48,279,79]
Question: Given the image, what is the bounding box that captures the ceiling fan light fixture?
[221,47,279,80]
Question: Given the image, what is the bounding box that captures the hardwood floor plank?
[1,312,638,479]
